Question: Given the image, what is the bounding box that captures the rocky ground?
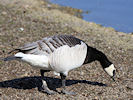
[0,0,133,99]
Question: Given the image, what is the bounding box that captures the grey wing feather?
[10,35,83,55]
[18,41,47,55]
[55,35,82,47]
[20,42,38,50]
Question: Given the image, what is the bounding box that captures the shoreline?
[50,0,133,33]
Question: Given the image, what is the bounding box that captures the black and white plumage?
[2,35,116,95]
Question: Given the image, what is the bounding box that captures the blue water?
[50,0,133,33]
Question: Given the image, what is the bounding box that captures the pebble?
[2,11,7,15]
[20,28,24,31]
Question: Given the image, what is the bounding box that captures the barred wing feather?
[10,35,83,55]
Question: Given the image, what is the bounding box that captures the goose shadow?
[0,76,107,92]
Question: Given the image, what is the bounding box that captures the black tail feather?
[0,56,17,61]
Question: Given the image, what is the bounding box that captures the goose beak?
[111,70,116,82]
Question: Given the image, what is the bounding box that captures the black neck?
[83,45,112,68]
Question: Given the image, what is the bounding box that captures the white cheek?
[104,64,116,76]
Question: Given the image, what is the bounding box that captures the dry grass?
[0,0,133,99]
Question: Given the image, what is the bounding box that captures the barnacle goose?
[2,35,116,95]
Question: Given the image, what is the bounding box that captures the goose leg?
[40,70,55,95]
[60,73,75,95]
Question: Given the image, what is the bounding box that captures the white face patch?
[104,64,116,76]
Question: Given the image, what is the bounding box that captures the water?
[50,0,133,33]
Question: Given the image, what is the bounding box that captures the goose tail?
[0,56,18,61]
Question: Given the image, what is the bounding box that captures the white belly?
[49,42,87,74]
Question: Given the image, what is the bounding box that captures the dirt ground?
[0,0,133,99]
